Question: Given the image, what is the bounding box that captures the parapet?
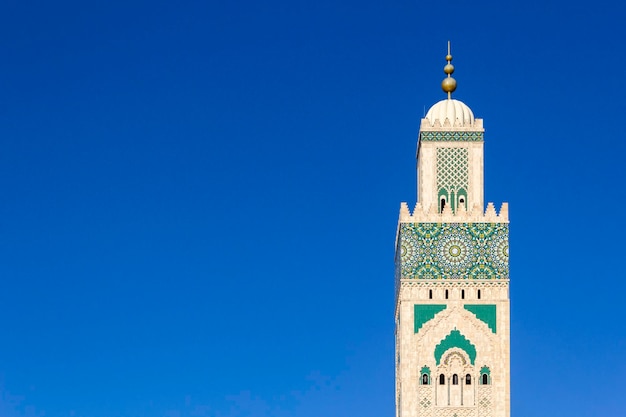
[398,201,509,224]
[420,116,484,131]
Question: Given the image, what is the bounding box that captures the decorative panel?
[434,329,477,365]
[398,223,509,280]
[435,407,477,417]
[477,386,492,417]
[464,305,497,333]
[420,131,484,142]
[418,385,433,415]
[437,148,468,205]
[414,304,447,333]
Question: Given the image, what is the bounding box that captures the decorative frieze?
[398,202,509,224]
[420,131,484,142]
[396,222,509,280]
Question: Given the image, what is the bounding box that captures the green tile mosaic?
[420,131,484,142]
[434,329,476,365]
[464,304,497,333]
[397,223,509,279]
[437,148,468,212]
[414,304,447,333]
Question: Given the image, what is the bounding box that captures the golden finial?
[441,41,457,99]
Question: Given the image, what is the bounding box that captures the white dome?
[424,99,475,127]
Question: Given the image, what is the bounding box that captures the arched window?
[439,374,445,385]
[440,198,446,213]
[480,366,491,385]
[465,374,471,385]
[422,374,430,385]
[452,374,459,385]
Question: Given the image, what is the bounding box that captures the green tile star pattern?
[398,223,509,279]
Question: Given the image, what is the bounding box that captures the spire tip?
[441,41,457,98]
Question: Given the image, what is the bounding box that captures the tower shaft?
[394,48,510,417]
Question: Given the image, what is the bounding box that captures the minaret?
[395,44,510,417]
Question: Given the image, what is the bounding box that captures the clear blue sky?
[0,0,624,416]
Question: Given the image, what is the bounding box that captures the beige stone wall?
[395,279,510,417]
[398,111,509,417]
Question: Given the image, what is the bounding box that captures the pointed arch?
[438,188,449,213]
[457,187,467,211]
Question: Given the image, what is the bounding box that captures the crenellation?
[420,116,484,131]
[397,201,509,223]
[499,202,509,219]
[484,202,497,221]
[400,202,411,221]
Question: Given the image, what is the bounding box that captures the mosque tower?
[394,44,510,417]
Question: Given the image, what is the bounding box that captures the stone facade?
[395,99,510,417]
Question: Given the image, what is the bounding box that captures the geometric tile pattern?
[437,148,468,209]
[398,223,509,279]
[418,386,432,411]
[438,408,476,417]
[420,131,484,142]
[478,386,492,417]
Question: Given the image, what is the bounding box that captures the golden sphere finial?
[442,41,457,99]
[442,77,457,93]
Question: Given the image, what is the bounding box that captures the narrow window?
[429,289,433,299]
[482,374,488,385]
[445,290,449,299]
[477,289,481,299]
[440,198,446,212]
[465,374,471,385]
[439,374,445,385]
[422,374,430,385]
[452,374,458,385]
[461,289,465,299]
